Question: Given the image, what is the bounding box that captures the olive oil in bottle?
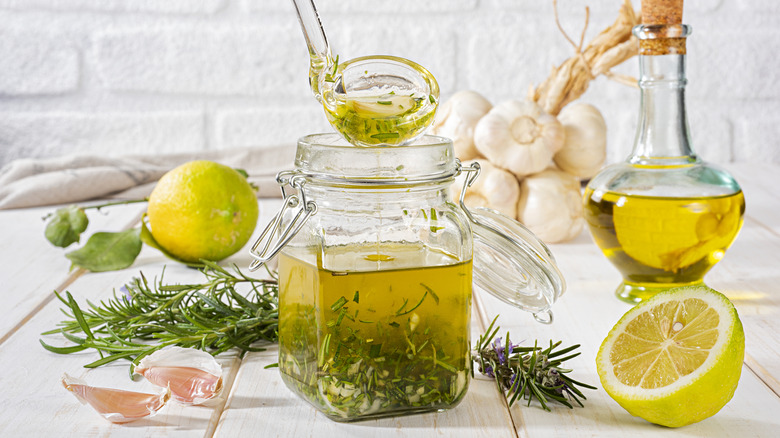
[584,189,744,301]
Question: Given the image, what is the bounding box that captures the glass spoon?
[290,0,440,147]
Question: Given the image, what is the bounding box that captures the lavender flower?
[120,285,132,304]
[493,337,506,364]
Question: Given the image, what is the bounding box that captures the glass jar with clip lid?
[248,133,565,422]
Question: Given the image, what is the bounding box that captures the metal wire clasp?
[457,161,481,223]
[248,172,317,271]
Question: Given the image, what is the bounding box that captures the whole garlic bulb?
[474,100,565,178]
[554,103,607,180]
[517,167,584,243]
[453,158,521,218]
[431,90,492,160]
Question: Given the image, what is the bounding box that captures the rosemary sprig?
[40,259,593,414]
[472,316,596,411]
[40,261,279,373]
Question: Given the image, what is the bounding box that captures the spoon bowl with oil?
[291,0,439,146]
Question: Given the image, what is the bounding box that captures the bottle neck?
[629,53,698,166]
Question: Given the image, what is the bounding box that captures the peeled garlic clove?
[134,347,223,405]
[61,373,170,424]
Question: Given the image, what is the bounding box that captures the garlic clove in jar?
[61,373,170,424]
[517,167,584,243]
[474,100,565,178]
[350,94,416,118]
[134,347,223,405]
[431,90,493,160]
[554,103,607,180]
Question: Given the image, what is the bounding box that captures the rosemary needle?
[40,261,279,373]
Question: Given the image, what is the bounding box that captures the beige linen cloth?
[0,145,294,210]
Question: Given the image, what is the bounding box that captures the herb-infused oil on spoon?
[290,0,439,146]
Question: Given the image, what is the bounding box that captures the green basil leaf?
[65,228,142,272]
[45,206,89,248]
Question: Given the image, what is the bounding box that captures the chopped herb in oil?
[277,245,472,421]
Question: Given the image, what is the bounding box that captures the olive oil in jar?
[584,189,744,302]
[277,243,472,421]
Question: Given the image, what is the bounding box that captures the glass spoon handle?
[289,0,333,100]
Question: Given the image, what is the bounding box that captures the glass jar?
[584,24,745,303]
[249,133,565,422]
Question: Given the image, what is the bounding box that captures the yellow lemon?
[596,285,744,427]
[147,160,259,263]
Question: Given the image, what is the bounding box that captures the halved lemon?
[596,285,744,427]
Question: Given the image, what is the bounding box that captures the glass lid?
[295,133,457,185]
[467,206,566,323]
[250,134,567,323]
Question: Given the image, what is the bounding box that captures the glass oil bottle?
[584,14,744,303]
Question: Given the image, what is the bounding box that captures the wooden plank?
[705,164,780,396]
[0,199,285,437]
[213,297,518,438]
[473,225,780,437]
[703,219,780,397]
[706,218,780,312]
[1,166,777,438]
[0,203,146,344]
[0,258,231,437]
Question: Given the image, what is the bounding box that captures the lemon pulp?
[610,297,719,389]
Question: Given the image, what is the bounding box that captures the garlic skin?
[455,159,521,218]
[134,347,223,405]
[61,373,171,424]
[431,90,492,160]
[554,103,607,179]
[517,168,584,243]
[474,100,565,178]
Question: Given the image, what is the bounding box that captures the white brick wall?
[0,0,777,168]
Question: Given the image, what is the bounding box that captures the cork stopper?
[641,0,683,25]
[639,0,686,55]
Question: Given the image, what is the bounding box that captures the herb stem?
[42,198,149,220]
[40,261,279,373]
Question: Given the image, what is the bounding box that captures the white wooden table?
[1,163,779,437]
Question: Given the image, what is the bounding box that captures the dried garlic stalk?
[529,0,640,116]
